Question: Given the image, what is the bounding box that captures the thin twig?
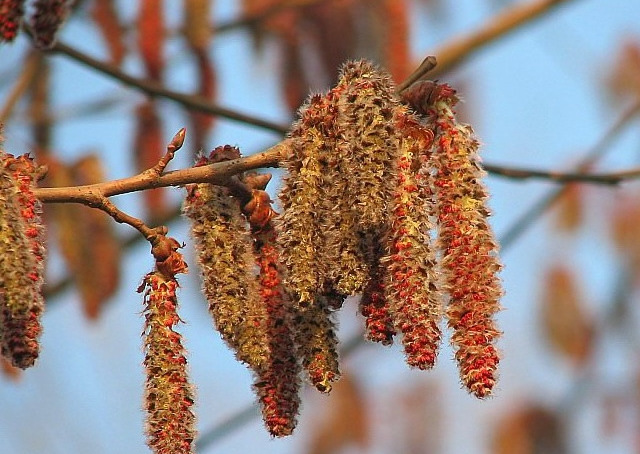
[499,99,640,250]
[428,0,577,78]
[214,0,331,34]
[35,132,640,206]
[0,52,40,122]
[42,42,289,135]
[484,163,640,185]
[396,56,438,93]
[32,140,290,203]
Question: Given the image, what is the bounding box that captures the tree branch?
[32,140,290,203]
[484,163,640,185]
[41,41,289,135]
[427,0,578,78]
[499,98,640,250]
[214,0,332,34]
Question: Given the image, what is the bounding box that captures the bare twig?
[396,56,438,93]
[428,0,577,78]
[499,99,640,250]
[149,128,186,177]
[214,0,331,34]
[42,42,289,134]
[32,140,290,203]
[484,163,640,185]
[0,52,40,122]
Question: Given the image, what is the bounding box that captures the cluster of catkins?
[0,58,502,449]
[183,60,503,438]
[0,0,69,47]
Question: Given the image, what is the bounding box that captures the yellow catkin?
[277,94,338,307]
[293,295,340,393]
[184,148,270,372]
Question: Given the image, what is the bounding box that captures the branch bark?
[43,42,289,134]
[428,0,577,78]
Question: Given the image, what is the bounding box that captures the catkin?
[430,91,503,398]
[0,153,45,369]
[184,147,270,371]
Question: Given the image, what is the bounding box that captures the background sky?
[2,1,640,453]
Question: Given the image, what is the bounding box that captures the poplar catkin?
[0,0,25,42]
[293,295,340,393]
[382,110,443,369]
[0,152,45,369]
[277,94,337,307]
[430,91,503,398]
[252,221,301,437]
[30,0,70,48]
[183,148,270,372]
[139,236,195,454]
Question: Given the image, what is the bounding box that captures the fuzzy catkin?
[277,94,336,307]
[359,265,396,345]
[30,0,69,48]
[0,153,45,369]
[253,223,301,437]
[184,178,270,372]
[336,60,401,235]
[293,295,340,393]
[0,0,25,42]
[141,271,195,454]
[431,96,503,398]
[382,110,442,369]
[322,86,371,296]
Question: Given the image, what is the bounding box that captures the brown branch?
[484,163,640,185]
[499,98,640,250]
[35,130,640,208]
[33,140,290,203]
[41,41,289,135]
[99,198,158,241]
[427,0,578,78]
[0,51,40,122]
[214,0,332,34]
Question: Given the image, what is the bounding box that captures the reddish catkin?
[183,147,270,371]
[359,266,395,345]
[382,110,442,369]
[252,222,301,437]
[30,0,69,49]
[0,152,45,369]
[430,91,503,398]
[140,267,195,454]
[0,0,25,42]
